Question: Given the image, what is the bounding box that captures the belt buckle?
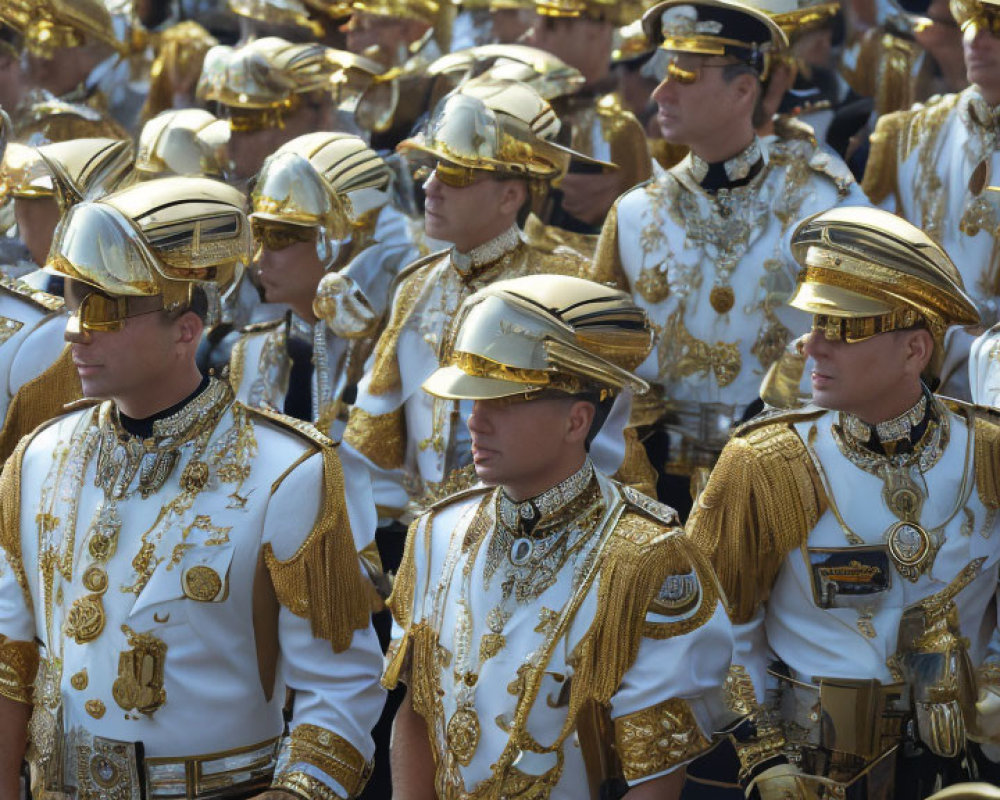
[74,733,142,800]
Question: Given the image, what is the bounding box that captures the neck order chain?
[807,403,974,583]
[438,465,605,781]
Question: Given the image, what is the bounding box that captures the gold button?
[70,669,88,691]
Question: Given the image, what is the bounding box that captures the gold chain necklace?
[805,411,974,583]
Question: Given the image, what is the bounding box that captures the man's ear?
[174,309,205,346]
[499,180,528,216]
[907,328,935,375]
[565,399,596,445]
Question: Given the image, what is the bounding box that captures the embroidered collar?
[450,225,521,278]
[839,390,935,457]
[497,458,595,536]
[687,137,764,192]
[109,376,232,444]
[965,88,1000,134]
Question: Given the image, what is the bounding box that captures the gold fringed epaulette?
[0,346,85,463]
[263,440,374,653]
[569,502,690,709]
[687,417,827,624]
[243,403,335,449]
[382,516,423,690]
[863,110,906,204]
[940,397,1000,510]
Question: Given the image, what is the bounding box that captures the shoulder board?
[619,485,679,527]
[733,404,826,438]
[61,397,102,414]
[425,484,493,513]
[774,114,818,144]
[241,403,334,449]
[240,317,284,335]
[939,395,1000,423]
[393,249,448,287]
[0,275,64,313]
[806,147,855,194]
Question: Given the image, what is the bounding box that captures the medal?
[709,285,735,314]
[509,538,533,566]
[446,705,481,766]
[885,520,934,582]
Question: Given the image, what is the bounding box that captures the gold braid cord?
[686,418,827,624]
[569,515,699,709]
[342,406,407,471]
[0,634,39,705]
[0,345,83,462]
[263,444,373,653]
[613,697,710,782]
[381,515,424,690]
[274,724,371,798]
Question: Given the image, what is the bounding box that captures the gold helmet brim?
[422,364,545,399]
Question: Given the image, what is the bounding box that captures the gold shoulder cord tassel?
[264,446,376,653]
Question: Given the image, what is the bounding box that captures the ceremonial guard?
[0,0,133,142]
[0,137,133,433]
[687,207,1000,798]
[385,274,734,799]
[342,80,653,525]
[230,132,418,440]
[0,176,385,798]
[594,0,862,511]
[527,0,653,236]
[863,0,1000,395]
[196,37,383,188]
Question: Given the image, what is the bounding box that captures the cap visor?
[788,281,897,318]
[422,366,543,400]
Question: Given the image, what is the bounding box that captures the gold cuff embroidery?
[343,407,406,471]
[280,724,371,798]
[264,446,375,653]
[272,769,346,800]
[613,697,710,781]
[0,635,39,704]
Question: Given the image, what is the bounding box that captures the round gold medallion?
[88,534,114,562]
[709,285,735,314]
[65,594,106,644]
[82,566,108,594]
[181,565,222,602]
[70,669,88,691]
[446,706,481,766]
[886,521,931,571]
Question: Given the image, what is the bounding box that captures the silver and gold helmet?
[424,274,652,400]
[398,78,608,184]
[47,176,251,321]
[197,38,384,132]
[251,132,393,240]
[135,109,230,179]
[0,0,131,58]
[1,137,133,210]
